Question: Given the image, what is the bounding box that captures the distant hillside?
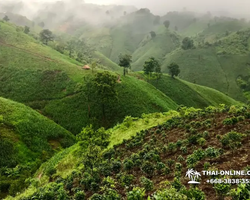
[131,28,180,70]
[0,97,75,199]
[0,21,178,134]
[150,74,239,107]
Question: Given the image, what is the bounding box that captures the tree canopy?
[163,20,170,28]
[119,54,132,76]
[168,63,180,78]
[181,37,195,50]
[3,15,9,22]
[40,29,54,45]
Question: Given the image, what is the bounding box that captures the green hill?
[131,28,180,71]
[162,46,250,102]
[0,21,178,135]
[0,97,75,199]
[8,105,250,200]
[149,74,239,107]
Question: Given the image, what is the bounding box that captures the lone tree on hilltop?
[119,54,132,76]
[168,62,180,78]
[3,15,9,22]
[182,37,195,50]
[163,20,170,29]
[40,29,54,45]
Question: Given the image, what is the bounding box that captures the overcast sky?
[84,0,250,16]
[5,0,250,17]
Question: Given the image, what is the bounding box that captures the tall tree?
[168,63,180,78]
[24,26,30,34]
[143,57,159,78]
[181,37,195,50]
[163,20,170,29]
[93,72,118,121]
[119,54,132,76]
[3,15,9,22]
[40,29,54,45]
[155,63,162,83]
[150,31,156,38]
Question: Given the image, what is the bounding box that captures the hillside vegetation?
[0,20,240,135]
[8,105,250,200]
[0,97,75,199]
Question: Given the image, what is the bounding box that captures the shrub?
[74,191,86,200]
[45,167,57,177]
[177,155,185,162]
[203,131,209,139]
[153,187,187,200]
[166,159,175,168]
[182,187,205,200]
[221,131,245,151]
[141,161,155,177]
[156,162,166,172]
[205,147,220,158]
[120,174,134,187]
[180,146,188,154]
[171,178,184,191]
[223,117,238,126]
[140,176,154,191]
[90,193,103,200]
[123,159,134,171]
[112,160,122,173]
[167,142,176,152]
[197,138,206,146]
[175,163,182,172]
[127,187,145,200]
[214,181,231,200]
[204,162,211,170]
[164,167,171,175]
[230,184,250,199]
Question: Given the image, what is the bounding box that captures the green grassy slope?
[9,105,250,200]
[5,111,179,200]
[0,97,75,199]
[0,21,178,134]
[132,28,180,71]
[77,10,160,63]
[150,75,239,108]
[162,47,250,102]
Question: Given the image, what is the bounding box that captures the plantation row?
[13,105,250,200]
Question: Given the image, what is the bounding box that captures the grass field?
[150,74,239,108]
[0,97,75,199]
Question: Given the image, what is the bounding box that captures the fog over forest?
[0,0,250,19]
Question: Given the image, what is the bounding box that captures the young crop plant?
[119,174,134,187]
[223,117,238,126]
[180,146,188,154]
[166,159,175,169]
[140,176,154,191]
[123,158,134,171]
[204,162,211,170]
[177,155,185,162]
[182,187,205,200]
[127,187,145,200]
[221,131,245,152]
[141,161,155,177]
[156,162,166,174]
[198,138,206,146]
[214,180,231,200]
